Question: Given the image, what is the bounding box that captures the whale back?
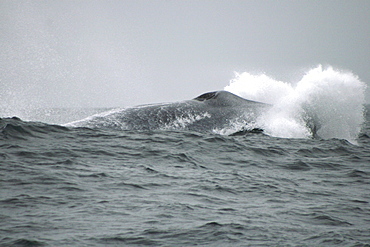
[66,91,270,133]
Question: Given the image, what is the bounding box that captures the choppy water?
[1,105,370,246]
[1,66,370,246]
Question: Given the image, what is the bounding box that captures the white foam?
[162,112,211,130]
[224,65,367,143]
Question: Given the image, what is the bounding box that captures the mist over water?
[2,0,369,114]
[225,65,367,143]
[0,1,147,112]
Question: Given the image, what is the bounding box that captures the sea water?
[1,66,369,246]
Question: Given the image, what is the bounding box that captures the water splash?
[224,65,367,143]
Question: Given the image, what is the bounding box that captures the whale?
[66,91,271,134]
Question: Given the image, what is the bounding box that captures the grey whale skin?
[67,91,270,133]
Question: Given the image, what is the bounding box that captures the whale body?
[66,91,271,134]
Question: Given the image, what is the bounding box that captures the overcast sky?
[1,0,369,108]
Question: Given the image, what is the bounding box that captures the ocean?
[1,66,370,246]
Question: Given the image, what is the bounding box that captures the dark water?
[1,107,370,247]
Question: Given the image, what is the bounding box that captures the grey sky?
[1,0,369,108]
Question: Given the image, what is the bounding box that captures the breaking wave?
[225,65,367,143]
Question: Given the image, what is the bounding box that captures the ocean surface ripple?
[1,105,370,246]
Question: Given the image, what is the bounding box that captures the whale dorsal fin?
[193,91,218,101]
[193,91,268,107]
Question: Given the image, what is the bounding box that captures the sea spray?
[224,65,367,143]
[224,72,293,105]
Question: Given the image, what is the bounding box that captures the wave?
[225,65,367,143]
[0,117,69,141]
